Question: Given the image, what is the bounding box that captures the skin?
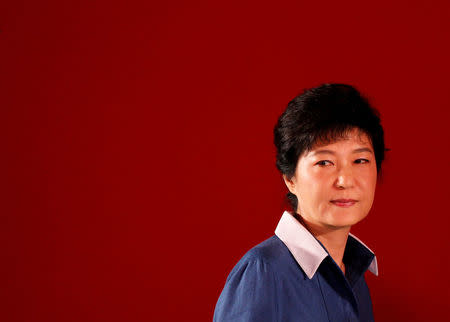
[283,128,378,274]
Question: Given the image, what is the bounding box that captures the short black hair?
[273,83,385,211]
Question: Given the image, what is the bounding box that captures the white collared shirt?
[275,211,378,279]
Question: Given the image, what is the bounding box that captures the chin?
[326,211,368,228]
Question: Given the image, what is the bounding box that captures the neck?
[294,213,349,274]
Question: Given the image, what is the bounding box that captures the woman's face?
[284,128,378,232]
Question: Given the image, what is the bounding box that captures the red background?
[2,1,450,321]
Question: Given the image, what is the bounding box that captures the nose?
[334,166,355,189]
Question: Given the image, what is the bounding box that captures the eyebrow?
[311,147,374,156]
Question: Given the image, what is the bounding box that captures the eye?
[315,160,333,166]
[354,158,370,164]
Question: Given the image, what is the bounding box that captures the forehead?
[308,129,373,153]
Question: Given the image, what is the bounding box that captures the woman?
[213,84,385,322]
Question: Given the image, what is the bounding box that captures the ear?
[283,174,297,194]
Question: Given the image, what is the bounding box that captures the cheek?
[296,174,330,207]
[360,170,378,202]
[367,168,378,193]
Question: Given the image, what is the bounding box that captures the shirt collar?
[275,211,378,279]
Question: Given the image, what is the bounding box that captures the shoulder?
[220,234,299,291]
[229,235,290,277]
[214,236,285,321]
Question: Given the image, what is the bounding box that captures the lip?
[330,199,358,207]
